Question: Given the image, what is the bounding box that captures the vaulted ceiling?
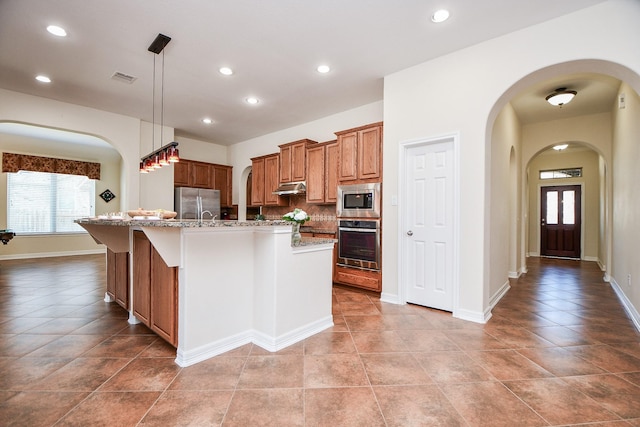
[0,0,614,146]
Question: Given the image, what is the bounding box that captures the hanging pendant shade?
[140,33,179,173]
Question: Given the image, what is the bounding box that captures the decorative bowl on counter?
[127,209,177,219]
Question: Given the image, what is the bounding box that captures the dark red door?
[540,185,581,258]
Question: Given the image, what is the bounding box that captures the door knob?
[407,230,413,236]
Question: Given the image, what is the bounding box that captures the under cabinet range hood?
[272,181,306,195]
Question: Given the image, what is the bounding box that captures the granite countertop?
[75,218,336,247]
[75,218,291,228]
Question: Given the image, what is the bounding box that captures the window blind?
[7,171,95,234]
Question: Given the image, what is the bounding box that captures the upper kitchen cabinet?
[174,159,233,207]
[251,153,287,206]
[306,140,338,204]
[212,164,232,207]
[173,161,191,187]
[335,122,383,183]
[250,157,265,206]
[279,139,317,183]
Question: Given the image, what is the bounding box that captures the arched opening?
[486,60,640,320]
[0,121,124,259]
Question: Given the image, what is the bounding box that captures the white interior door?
[403,140,454,311]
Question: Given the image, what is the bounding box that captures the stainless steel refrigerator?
[174,187,220,220]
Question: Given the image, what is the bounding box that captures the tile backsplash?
[261,195,337,229]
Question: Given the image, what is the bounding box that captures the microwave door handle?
[339,228,377,232]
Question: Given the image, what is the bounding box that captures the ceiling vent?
[111,71,137,84]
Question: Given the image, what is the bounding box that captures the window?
[539,168,582,180]
[7,171,95,234]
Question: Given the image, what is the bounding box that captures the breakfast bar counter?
[76,218,335,366]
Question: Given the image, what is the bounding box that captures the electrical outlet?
[628,273,632,288]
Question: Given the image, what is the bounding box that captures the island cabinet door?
[131,230,178,347]
[150,247,178,347]
[132,231,151,324]
[107,250,129,310]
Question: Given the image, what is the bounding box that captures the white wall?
[0,88,142,210]
[611,81,640,317]
[489,103,522,299]
[382,0,640,320]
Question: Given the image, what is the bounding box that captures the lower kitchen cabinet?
[132,230,178,347]
[334,265,381,292]
[106,249,129,310]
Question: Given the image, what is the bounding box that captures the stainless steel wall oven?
[337,220,380,270]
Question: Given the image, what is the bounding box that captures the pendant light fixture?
[545,87,577,107]
[140,33,179,173]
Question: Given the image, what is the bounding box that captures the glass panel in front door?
[546,191,558,224]
[563,190,575,224]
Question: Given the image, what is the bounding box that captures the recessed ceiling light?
[431,9,450,23]
[219,67,233,76]
[245,97,259,105]
[202,118,213,124]
[553,144,569,151]
[35,75,51,83]
[46,25,67,37]
[317,65,330,74]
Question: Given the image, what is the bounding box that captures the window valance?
[2,152,101,180]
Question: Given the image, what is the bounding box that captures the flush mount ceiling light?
[553,144,569,151]
[219,67,233,76]
[316,64,331,74]
[46,25,67,37]
[431,9,450,23]
[35,75,51,83]
[546,88,577,107]
[140,33,180,174]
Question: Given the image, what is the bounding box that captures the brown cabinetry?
[212,164,233,207]
[191,162,211,188]
[251,154,287,206]
[336,122,382,183]
[334,265,381,292]
[250,157,265,206]
[279,139,316,183]
[132,231,178,347]
[306,141,338,204]
[174,159,233,207]
[106,249,129,310]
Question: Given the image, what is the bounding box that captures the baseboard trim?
[490,280,511,309]
[0,248,106,261]
[454,307,491,324]
[610,277,640,332]
[380,292,401,305]
[175,316,334,367]
[252,316,334,352]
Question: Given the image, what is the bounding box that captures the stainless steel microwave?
[336,183,381,218]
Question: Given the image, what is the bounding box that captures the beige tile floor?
[1,255,640,426]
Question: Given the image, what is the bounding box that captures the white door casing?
[400,135,458,312]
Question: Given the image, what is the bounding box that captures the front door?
[540,185,581,258]
[403,139,454,312]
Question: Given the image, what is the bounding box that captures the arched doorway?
[0,122,123,259]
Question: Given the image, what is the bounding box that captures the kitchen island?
[76,218,335,366]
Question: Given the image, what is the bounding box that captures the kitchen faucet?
[201,210,215,222]
[196,196,215,222]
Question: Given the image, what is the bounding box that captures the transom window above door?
[539,168,582,180]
